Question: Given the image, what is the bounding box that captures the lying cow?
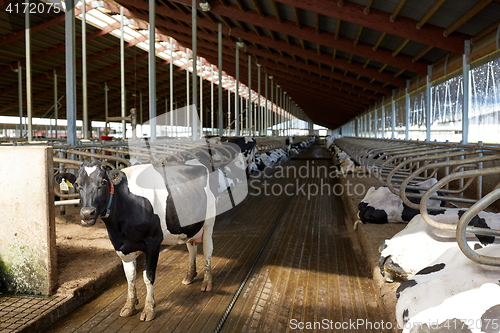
[56,158,217,321]
[401,283,500,333]
[396,244,500,329]
[358,178,444,224]
[379,208,500,282]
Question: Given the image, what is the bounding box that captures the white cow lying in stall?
[396,244,500,331]
[379,208,500,282]
[358,178,444,224]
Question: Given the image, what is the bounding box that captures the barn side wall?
[0,146,56,295]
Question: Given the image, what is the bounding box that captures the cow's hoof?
[120,300,138,317]
[201,280,212,292]
[182,272,196,285]
[140,305,155,322]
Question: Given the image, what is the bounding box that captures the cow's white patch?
[84,166,97,176]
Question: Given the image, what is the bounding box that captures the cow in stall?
[358,178,445,224]
[379,208,500,282]
[395,244,500,331]
[222,137,257,176]
[55,157,218,322]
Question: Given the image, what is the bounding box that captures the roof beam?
[121,2,406,87]
[119,0,429,75]
[267,0,468,54]
[416,0,446,29]
[390,0,407,22]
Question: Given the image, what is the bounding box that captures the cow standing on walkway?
[56,158,217,321]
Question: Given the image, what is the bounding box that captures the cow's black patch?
[402,308,409,323]
[396,280,417,299]
[378,255,388,277]
[416,263,446,275]
[429,209,447,216]
[457,210,495,245]
[358,202,389,224]
[474,243,483,250]
[401,204,420,222]
[481,304,500,333]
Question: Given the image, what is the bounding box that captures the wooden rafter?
[412,45,433,63]
[364,0,374,14]
[392,39,409,57]
[314,13,319,35]
[270,0,282,24]
[335,19,341,40]
[354,26,363,46]
[292,6,301,29]
[390,0,407,22]
[444,0,494,37]
[417,0,446,29]
[250,0,264,18]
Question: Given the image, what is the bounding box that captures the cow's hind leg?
[140,243,161,322]
[201,219,214,292]
[182,242,197,285]
[118,252,140,317]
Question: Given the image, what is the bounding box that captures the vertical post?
[65,0,77,145]
[264,72,268,136]
[26,7,32,141]
[199,58,203,137]
[186,50,190,135]
[192,0,198,140]
[381,97,385,138]
[248,55,252,136]
[170,38,174,136]
[270,76,274,136]
[149,0,156,141]
[374,103,378,138]
[211,64,214,135]
[18,62,23,138]
[54,70,58,138]
[276,84,279,136]
[235,43,240,136]
[405,79,410,140]
[82,1,88,139]
[218,24,223,137]
[227,79,231,135]
[368,112,372,138]
[391,90,396,139]
[462,40,471,144]
[139,90,143,134]
[120,6,126,140]
[426,65,432,142]
[257,64,261,135]
[104,82,108,130]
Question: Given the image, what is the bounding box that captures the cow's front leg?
[201,220,214,292]
[182,241,197,285]
[141,244,160,322]
[118,252,140,317]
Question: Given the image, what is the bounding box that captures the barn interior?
[2,0,500,332]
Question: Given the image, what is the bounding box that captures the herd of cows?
[325,137,500,332]
[55,136,314,322]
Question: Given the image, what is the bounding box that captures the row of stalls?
[326,135,500,331]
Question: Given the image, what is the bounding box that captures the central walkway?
[46,144,387,333]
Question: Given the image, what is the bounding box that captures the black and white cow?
[396,244,500,331]
[379,208,500,282]
[358,178,444,224]
[56,158,217,321]
[222,137,257,176]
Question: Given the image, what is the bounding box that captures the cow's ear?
[107,169,125,185]
[55,172,76,186]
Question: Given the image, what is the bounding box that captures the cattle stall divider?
[333,136,500,267]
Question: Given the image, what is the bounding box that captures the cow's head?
[55,159,123,226]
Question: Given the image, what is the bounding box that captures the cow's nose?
[81,207,97,220]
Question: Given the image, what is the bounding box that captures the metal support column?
[374,103,377,138]
[26,8,32,141]
[104,82,108,131]
[462,40,471,144]
[54,70,58,138]
[391,90,396,139]
[405,80,410,140]
[170,37,174,136]
[381,97,385,138]
[139,90,143,134]
[248,55,252,136]
[264,72,268,136]
[120,6,126,140]
[270,76,274,136]
[18,62,23,138]
[368,112,372,138]
[199,57,203,137]
[235,43,240,136]
[218,24,223,137]
[65,0,77,145]
[426,65,432,142]
[82,1,88,139]
[257,64,261,135]
[227,79,231,135]
[149,0,156,141]
[211,64,214,135]
[192,0,198,140]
